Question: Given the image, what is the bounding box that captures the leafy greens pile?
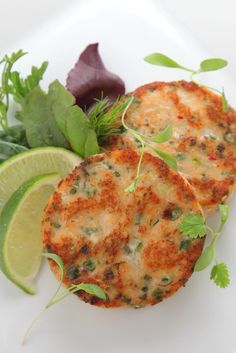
[0,45,127,163]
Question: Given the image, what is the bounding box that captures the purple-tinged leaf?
[66,43,125,109]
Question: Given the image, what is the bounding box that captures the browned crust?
[105,80,236,214]
[42,149,204,308]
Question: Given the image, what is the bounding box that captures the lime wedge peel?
[0,173,60,295]
[0,146,81,215]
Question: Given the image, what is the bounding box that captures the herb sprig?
[179,204,230,288]
[22,252,106,344]
[121,96,177,192]
[144,53,229,112]
[0,50,48,129]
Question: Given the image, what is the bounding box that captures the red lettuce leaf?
[66,43,125,109]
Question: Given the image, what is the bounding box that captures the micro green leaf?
[144,53,194,73]
[42,252,64,280]
[218,204,230,226]
[153,147,177,171]
[70,283,107,300]
[151,125,173,143]
[125,178,138,193]
[210,263,230,288]
[194,244,214,271]
[199,58,228,72]
[222,89,229,112]
[179,213,206,238]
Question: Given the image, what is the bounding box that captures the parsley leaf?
[210,263,230,288]
[179,213,206,238]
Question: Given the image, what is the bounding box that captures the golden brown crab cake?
[106,81,236,215]
[42,149,204,308]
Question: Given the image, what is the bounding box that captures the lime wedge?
[0,173,60,294]
[0,147,81,215]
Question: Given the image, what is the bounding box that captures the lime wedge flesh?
[0,173,60,294]
[0,147,81,215]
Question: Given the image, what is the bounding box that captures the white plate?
[0,1,236,353]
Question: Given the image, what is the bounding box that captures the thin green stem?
[121,96,146,192]
[205,225,216,237]
[191,76,222,95]
[182,67,196,75]
[21,306,47,345]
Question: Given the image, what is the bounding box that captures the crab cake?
[106,81,236,215]
[42,149,204,308]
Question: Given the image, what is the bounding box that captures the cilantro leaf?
[210,263,230,288]
[179,213,206,238]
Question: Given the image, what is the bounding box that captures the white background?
[1,0,236,76]
[0,1,236,353]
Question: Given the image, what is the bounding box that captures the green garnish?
[176,152,185,160]
[179,204,230,288]
[179,239,192,251]
[121,96,177,192]
[83,258,96,272]
[223,130,236,144]
[152,287,163,300]
[144,53,229,112]
[169,206,182,220]
[143,274,152,281]
[0,50,48,129]
[22,253,106,343]
[135,241,143,252]
[151,125,173,143]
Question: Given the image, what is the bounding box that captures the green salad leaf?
[21,84,69,148]
[0,140,28,163]
[0,124,28,146]
[66,106,99,157]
